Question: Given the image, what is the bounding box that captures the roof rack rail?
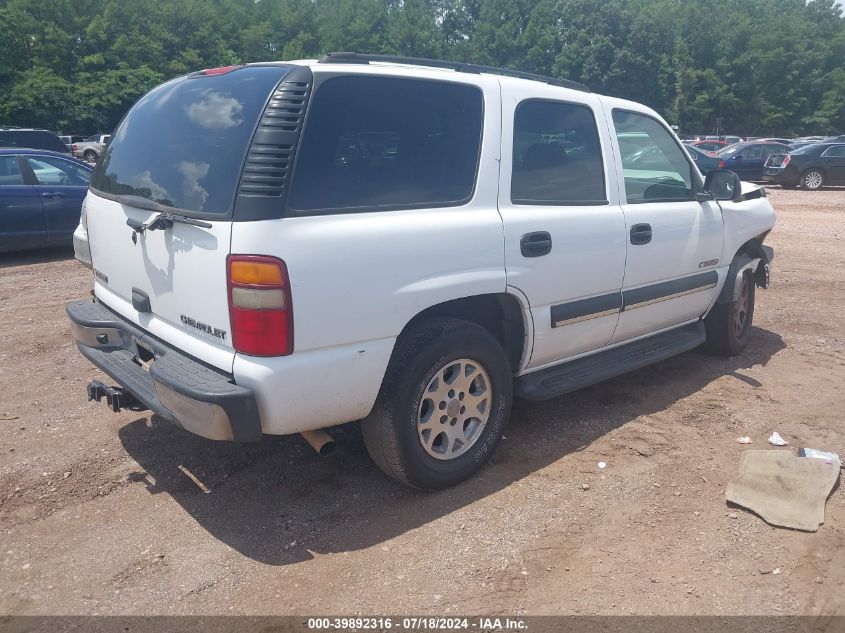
[318,52,590,93]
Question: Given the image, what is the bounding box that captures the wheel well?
[717,235,769,302]
[801,166,826,179]
[402,294,526,372]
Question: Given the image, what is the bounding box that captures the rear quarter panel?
[230,70,507,434]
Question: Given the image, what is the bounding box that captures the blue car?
[716,142,791,181]
[686,145,726,174]
[0,148,92,253]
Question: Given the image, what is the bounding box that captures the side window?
[745,145,764,159]
[822,145,845,157]
[26,156,91,186]
[0,156,25,186]
[288,76,483,212]
[510,100,606,205]
[612,110,694,203]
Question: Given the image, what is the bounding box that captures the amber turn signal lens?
[229,260,283,286]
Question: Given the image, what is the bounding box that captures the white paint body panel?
[497,78,627,368]
[86,193,236,372]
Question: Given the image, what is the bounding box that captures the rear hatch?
[86,64,295,372]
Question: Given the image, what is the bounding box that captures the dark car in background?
[763,143,845,190]
[0,149,92,252]
[758,137,794,145]
[686,145,726,174]
[687,139,730,154]
[716,141,791,180]
[0,128,71,154]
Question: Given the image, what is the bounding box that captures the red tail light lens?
[227,255,292,356]
[782,155,791,167]
[718,159,725,169]
[71,144,77,152]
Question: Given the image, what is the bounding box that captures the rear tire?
[84,150,98,163]
[703,270,755,356]
[801,169,824,190]
[362,318,512,490]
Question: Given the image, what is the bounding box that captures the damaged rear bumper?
[66,298,262,442]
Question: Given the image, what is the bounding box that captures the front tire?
[362,318,512,490]
[801,169,825,190]
[703,270,755,356]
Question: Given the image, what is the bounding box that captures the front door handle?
[520,231,552,257]
[630,223,652,245]
[41,192,67,199]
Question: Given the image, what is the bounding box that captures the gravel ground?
[0,188,843,616]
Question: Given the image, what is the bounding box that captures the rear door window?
[26,156,91,186]
[288,76,483,213]
[90,65,292,217]
[511,100,606,205]
[0,156,26,186]
[745,145,764,159]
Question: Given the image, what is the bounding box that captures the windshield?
[90,65,291,216]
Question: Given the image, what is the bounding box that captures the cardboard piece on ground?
[725,450,840,532]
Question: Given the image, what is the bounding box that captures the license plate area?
[131,337,156,371]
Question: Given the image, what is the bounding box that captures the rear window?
[288,76,483,213]
[90,65,291,216]
[790,144,823,155]
[0,130,69,154]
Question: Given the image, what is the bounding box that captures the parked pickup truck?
[72,134,110,163]
[67,54,775,489]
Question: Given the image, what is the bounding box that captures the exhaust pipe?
[300,429,336,456]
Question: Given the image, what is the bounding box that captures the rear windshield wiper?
[118,195,212,232]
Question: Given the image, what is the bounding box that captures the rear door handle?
[520,231,552,257]
[630,223,652,245]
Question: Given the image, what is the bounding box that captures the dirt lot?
[1,188,843,617]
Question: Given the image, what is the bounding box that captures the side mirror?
[704,170,743,202]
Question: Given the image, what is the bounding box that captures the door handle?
[41,192,67,199]
[41,192,54,199]
[520,231,552,257]
[630,223,652,245]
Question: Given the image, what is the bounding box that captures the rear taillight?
[718,159,725,169]
[71,144,77,152]
[227,255,292,356]
[781,155,791,167]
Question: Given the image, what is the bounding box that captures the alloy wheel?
[417,358,491,460]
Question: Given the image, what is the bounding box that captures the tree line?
[1,0,844,137]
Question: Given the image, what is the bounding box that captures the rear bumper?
[66,298,262,442]
[762,166,798,186]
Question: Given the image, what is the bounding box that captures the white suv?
[67,53,775,489]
